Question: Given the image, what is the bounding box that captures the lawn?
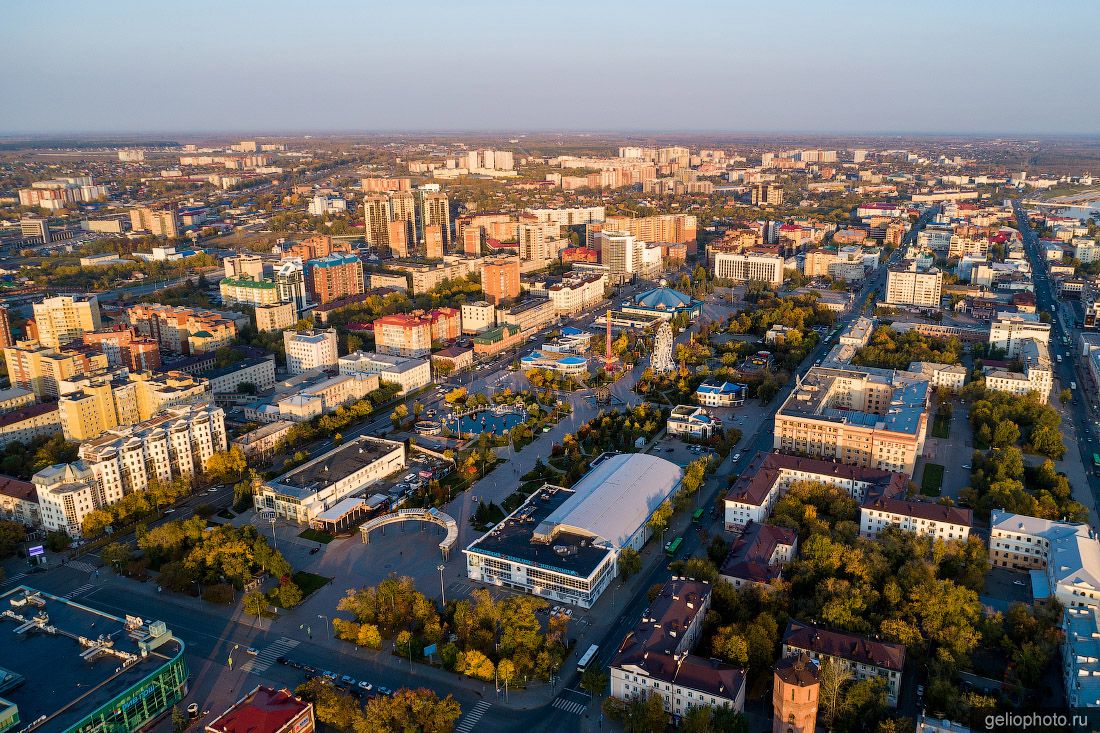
[292,571,331,598]
[298,528,335,544]
[931,413,951,439]
[921,463,945,496]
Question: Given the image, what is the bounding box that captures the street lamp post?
[437,564,446,605]
[267,514,278,551]
[317,614,330,639]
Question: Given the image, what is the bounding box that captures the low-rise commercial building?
[465,454,683,608]
[0,586,188,733]
[667,405,718,439]
[206,685,315,733]
[256,436,405,524]
[338,351,431,395]
[610,579,746,719]
[694,381,747,408]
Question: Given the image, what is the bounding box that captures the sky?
[2,0,1098,136]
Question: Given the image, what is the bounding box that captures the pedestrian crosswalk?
[66,560,98,574]
[239,637,300,674]
[62,583,96,599]
[552,696,588,715]
[0,572,27,588]
[454,701,491,733]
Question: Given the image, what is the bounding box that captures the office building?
[129,207,180,238]
[885,261,943,308]
[220,275,282,307]
[593,230,643,284]
[338,351,431,395]
[274,259,309,314]
[272,372,380,422]
[206,356,277,396]
[126,303,239,355]
[465,453,683,608]
[543,272,607,316]
[610,579,746,718]
[773,367,930,476]
[3,341,109,399]
[0,586,188,733]
[256,436,405,524]
[472,323,524,356]
[30,295,102,349]
[19,217,51,243]
[713,251,784,287]
[283,329,338,374]
[206,686,315,733]
[254,302,297,332]
[783,621,905,706]
[373,309,461,357]
[305,253,364,305]
[482,258,521,305]
[498,298,555,334]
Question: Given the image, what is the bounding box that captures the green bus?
[1093,453,1100,469]
[665,537,683,557]
[692,508,704,523]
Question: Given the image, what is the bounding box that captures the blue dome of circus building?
[633,286,697,311]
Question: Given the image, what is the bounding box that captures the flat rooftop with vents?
[0,585,186,733]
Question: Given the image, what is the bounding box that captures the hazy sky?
[2,0,1098,135]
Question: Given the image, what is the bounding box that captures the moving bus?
[665,537,683,557]
[692,508,704,523]
[1093,453,1100,469]
[577,644,599,673]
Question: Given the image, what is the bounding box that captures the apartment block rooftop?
[780,366,928,436]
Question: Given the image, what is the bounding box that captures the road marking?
[552,697,587,715]
[62,583,96,599]
[238,636,300,673]
[66,560,98,574]
[454,700,491,733]
[0,572,27,587]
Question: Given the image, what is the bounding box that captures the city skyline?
[2,0,1099,135]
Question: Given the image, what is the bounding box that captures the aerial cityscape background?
[1,3,1100,733]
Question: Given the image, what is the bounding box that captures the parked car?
[358,681,374,691]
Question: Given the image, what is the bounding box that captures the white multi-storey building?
[338,351,431,395]
[989,313,1051,357]
[984,338,1052,403]
[713,251,784,287]
[283,328,338,374]
[990,510,1100,611]
[34,404,227,536]
[546,273,608,315]
[885,261,942,308]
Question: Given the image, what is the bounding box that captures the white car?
[732,453,741,461]
[358,681,374,691]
